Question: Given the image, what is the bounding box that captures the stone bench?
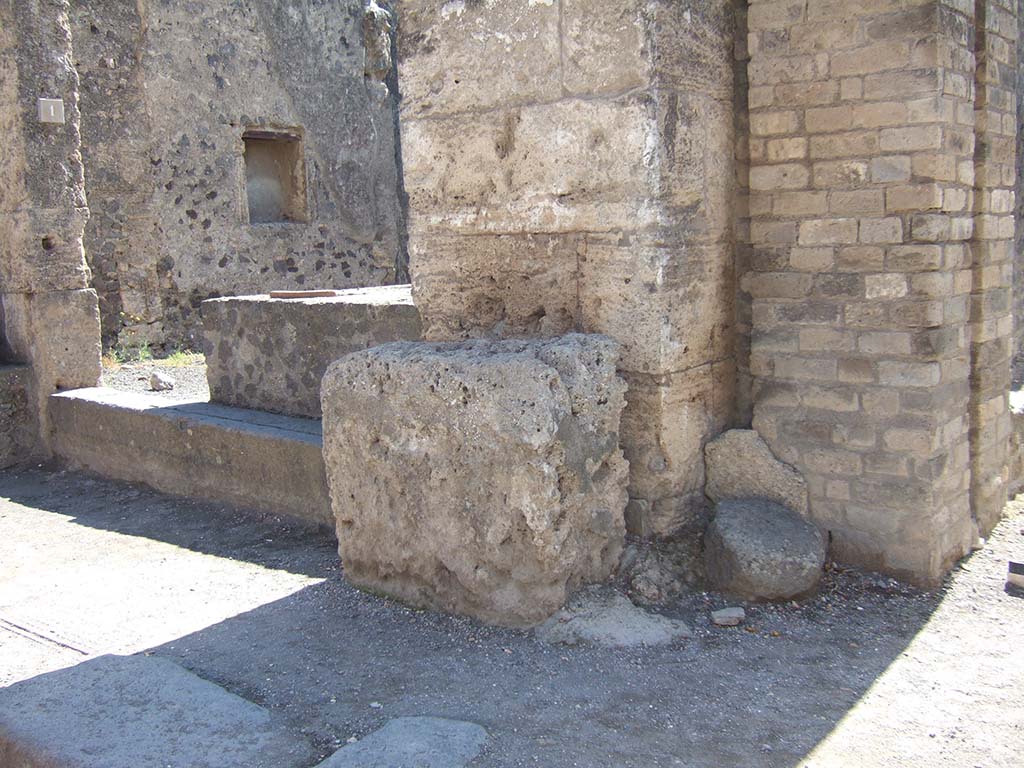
[320,334,629,627]
[201,285,421,418]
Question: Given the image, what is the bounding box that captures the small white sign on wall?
[37,98,65,124]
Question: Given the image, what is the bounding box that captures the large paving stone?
[704,429,809,517]
[202,285,421,418]
[320,334,629,627]
[316,717,487,768]
[0,654,315,768]
[704,499,826,601]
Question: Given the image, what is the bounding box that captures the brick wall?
[744,0,1016,583]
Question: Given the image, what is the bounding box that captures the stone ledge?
[50,387,331,528]
[202,285,422,419]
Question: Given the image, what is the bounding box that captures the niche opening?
[243,129,308,224]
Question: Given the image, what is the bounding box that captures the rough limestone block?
[401,97,658,237]
[320,334,629,627]
[704,429,810,517]
[396,0,562,119]
[410,231,582,342]
[202,285,421,418]
[704,499,826,601]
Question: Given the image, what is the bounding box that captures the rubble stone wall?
[397,0,738,538]
[69,0,406,352]
[745,0,1017,583]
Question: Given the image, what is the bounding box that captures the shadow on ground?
[1,467,1018,767]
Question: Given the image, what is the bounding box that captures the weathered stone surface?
[203,285,421,418]
[0,365,32,469]
[320,334,629,627]
[398,0,737,541]
[705,429,810,517]
[0,2,102,460]
[0,207,92,294]
[396,0,562,120]
[51,388,332,528]
[0,654,316,768]
[578,237,735,374]
[411,232,581,342]
[71,0,405,350]
[315,717,488,768]
[619,364,735,537]
[536,586,692,647]
[704,499,826,601]
[403,97,658,237]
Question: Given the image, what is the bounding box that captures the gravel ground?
[101,359,209,401]
[0,467,1021,767]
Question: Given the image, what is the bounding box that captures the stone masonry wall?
[970,0,1017,533]
[1016,0,1024,386]
[745,0,1016,583]
[0,0,102,459]
[70,1,405,351]
[397,0,738,538]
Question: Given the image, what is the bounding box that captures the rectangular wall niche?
[242,129,308,224]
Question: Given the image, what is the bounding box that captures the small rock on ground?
[536,586,692,647]
[711,607,746,627]
[149,371,176,391]
[315,717,488,768]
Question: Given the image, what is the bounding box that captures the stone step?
[50,387,331,529]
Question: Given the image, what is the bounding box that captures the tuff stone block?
[320,335,629,627]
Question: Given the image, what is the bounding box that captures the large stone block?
[202,285,422,418]
[0,206,92,293]
[1,289,101,397]
[320,334,629,627]
[704,429,810,516]
[401,97,659,236]
[410,232,581,341]
[395,0,562,119]
[578,236,735,374]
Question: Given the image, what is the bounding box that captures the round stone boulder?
[704,499,826,601]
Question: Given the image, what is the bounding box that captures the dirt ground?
[100,357,210,401]
[0,466,1021,767]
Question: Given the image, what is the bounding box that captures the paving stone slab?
[316,717,488,768]
[0,654,316,768]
